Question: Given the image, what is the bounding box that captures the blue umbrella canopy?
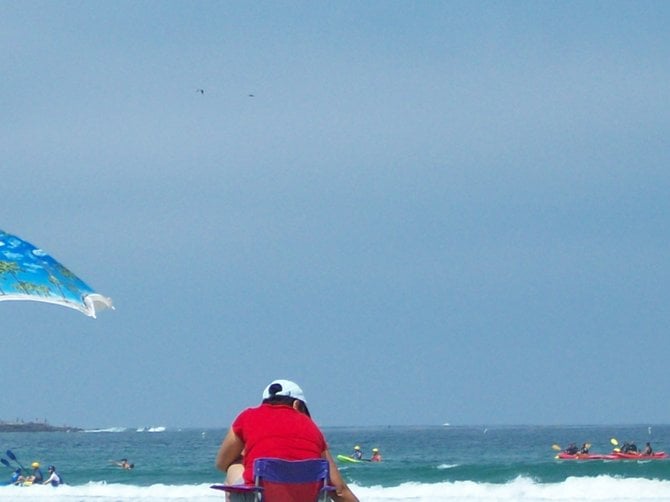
[0,230,113,318]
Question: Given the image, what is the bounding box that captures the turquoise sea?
[1,424,669,501]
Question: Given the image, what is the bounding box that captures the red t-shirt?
[232,403,327,484]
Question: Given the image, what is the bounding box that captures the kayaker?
[27,462,43,484]
[579,443,590,454]
[622,442,638,453]
[564,443,579,455]
[43,465,62,486]
[643,442,653,455]
[352,445,363,460]
[10,468,21,485]
[370,448,382,462]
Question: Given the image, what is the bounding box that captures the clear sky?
[1,1,669,429]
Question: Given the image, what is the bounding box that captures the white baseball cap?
[262,379,307,403]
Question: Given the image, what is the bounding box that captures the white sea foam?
[135,426,167,432]
[83,427,128,433]
[1,477,670,501]
[437,463,458,469]
[353,476,670,501]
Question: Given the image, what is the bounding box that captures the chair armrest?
[210,484,263,494]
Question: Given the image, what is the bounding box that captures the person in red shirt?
[215,379,358,502]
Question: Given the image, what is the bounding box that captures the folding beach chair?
[211,457,334,502]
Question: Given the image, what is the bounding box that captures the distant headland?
[0,420,82,432]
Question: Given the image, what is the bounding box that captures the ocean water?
[0,424,669,501]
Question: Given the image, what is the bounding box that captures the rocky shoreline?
[0,421,82,432]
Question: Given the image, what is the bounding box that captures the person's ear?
[293,400,309,415]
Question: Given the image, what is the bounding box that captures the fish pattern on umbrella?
[0,230,113,317]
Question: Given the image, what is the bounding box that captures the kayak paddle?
[5,450,24,471]
[0,458,11,469]
[610,438,621,452]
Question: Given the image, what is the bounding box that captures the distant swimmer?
[112,458,134,470]
[196,89,205,94]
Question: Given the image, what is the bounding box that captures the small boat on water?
[556,451,668,461]
[556,452,617,460]
[612,451,667,460]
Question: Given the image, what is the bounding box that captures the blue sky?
[1,1,669,428]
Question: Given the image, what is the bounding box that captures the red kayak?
[556,452,617,460]
[612,451,668,460]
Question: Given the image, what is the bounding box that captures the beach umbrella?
[0,229,113,318]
